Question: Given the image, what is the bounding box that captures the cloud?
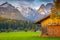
[0,0,53,10]
[39,0,53,2]
[19,0,34,2]
[0,0,34,1]
[0,0,53,2]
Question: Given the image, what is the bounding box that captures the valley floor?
[0,31,60,40]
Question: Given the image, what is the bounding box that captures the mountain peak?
[40,4,45,8]
[46,3,53,7]
[41,4,45,6]
[0,2,15,8]
[38,4,45,11]
[46,3,53,13]
[38,4,47,14]
[0,2,9,6]
[0,2,27,20]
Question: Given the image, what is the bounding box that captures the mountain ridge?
[0,2,27,20]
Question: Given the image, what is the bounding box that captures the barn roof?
[34,14,50,24]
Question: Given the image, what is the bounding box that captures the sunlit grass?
[0,31,60,40]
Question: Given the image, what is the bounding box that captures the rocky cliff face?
[0,2,26,20]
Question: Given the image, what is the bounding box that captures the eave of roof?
[34,14,50,24]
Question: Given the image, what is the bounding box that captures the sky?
[0,0,53,10]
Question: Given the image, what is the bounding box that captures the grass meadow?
[0,31,60,40]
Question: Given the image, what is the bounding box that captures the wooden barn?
[35,0,60,37]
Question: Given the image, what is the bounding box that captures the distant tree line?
[0,16,41,32]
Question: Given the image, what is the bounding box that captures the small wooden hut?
[35,0,60,37]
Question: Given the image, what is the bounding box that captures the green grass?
[0,31,60,40]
